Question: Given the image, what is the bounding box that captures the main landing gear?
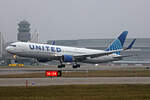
[57,60,80,68]
[57,63,80,68]
[72,60,80,68]
[72,64,80,68]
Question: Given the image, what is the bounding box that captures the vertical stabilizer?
[105,31,128,55]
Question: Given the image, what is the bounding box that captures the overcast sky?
[0,0,150,42]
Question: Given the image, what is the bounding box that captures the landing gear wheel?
[76,64,80,68]
[58,64,65,68]
[14,60,18,63]
[58,65,62,68]
[72,64,80,68]
[58,59,66,68]
[73,64,77,68]
[61,64,65,68]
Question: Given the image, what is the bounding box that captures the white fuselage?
[6,42,121,63]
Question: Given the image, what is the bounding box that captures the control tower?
[17,20,31,42]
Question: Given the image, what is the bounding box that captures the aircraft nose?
[6,46,13,53]
[6,46,10,52]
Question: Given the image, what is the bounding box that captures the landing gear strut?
[57,60,65,68]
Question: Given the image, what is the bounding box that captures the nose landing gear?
[57,59,65,68]
[57,64,65,68]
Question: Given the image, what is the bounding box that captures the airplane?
[6,31,136,68]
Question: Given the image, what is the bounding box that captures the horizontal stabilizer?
[114,54,137,59]
[125,39,136,50]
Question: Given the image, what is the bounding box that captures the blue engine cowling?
[62,55,74,62]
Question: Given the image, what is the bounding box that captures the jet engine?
[62,55,74,62]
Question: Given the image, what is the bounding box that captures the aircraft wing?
[74,49,124,58]
[113,54,137,59]
[53,49,125,60]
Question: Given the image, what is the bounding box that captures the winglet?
[125,39,136,50]
[51,40,55,45]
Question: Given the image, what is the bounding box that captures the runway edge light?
[45,70,62,77]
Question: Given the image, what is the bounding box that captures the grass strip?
[1,70,150,78]
[0,84,150,100]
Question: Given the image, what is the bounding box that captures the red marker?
[45,71,61,77]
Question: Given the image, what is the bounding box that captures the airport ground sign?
[45,70,62,77]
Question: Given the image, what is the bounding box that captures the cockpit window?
[10,45,16,47]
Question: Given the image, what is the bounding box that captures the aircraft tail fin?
[105,31,128,55]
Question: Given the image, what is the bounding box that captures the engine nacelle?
[62,55,74,62]
[37,58,50,63]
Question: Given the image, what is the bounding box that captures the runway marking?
[0,77,150,86]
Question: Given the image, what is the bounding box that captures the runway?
[0,65,149,86]
[0,65,147,75]
[1,77,150,86]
